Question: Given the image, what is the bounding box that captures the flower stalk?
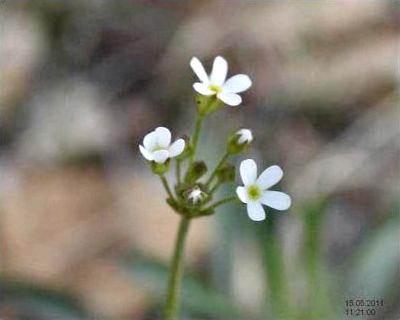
[164,216,191,320]
[204,151,230,188]
[189,115,204,165]
[176,159,182,184]
[160,175,174,200]
[205,196,236,212]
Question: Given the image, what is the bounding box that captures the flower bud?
[216,163,236,183]
[227,128,253,155]
[184,161,207,184]
[186,186,207,205]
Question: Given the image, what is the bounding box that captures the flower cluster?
[139,56,291,221]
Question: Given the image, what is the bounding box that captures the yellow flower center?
[247,185,261,200]
[152,144,165,152]
[208,84,222,94]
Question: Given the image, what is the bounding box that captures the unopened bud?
[216,163,236,183]
[227,128,253,154]
[184,161,207,183]
[186,186,207,205]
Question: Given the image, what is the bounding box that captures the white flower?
[139,127,185,164]
[236,159,291,221]
[236,129,253,144]
[190,56,252,107]
[187,186,206,204]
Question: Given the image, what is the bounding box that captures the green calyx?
[196,94,223,116]
[151,160,170,175]
[227,133,250,155]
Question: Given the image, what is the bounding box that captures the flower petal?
[217,91,242,106]
[246,201,266,221]
[240,159,257,186]
[237,128,253,144]
[143,131,157,150]
[236,186,248,203]
[155,127,171,148]
[210,56,228,86]
[152,150,170,164]
[260,191,291,211]
[169,139,185,157]
[223,74,252,93]
[193,82,214,96]
[139,145,154,161]
[257,165,283,190]
[190,57,209,83]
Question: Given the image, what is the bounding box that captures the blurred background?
[0,1,399,319]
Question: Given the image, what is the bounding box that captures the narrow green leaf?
[0,279,88,319]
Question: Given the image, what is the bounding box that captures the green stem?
[204,151,229,188]
[301,201,330,318]
[176,159,182,185]
[205,196,236,211]
[189,116,204,165]
[164,217,191,320]
[263,223,289,319]
[160,175,174,200]
[209,181,222,195]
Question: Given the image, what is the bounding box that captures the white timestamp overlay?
[344,298,385,318]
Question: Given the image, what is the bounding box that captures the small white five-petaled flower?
[190,56,252,107]
[187,186,206,204]
[236,129,253,145]
[236,159,291,221]
[139,127,185,164]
